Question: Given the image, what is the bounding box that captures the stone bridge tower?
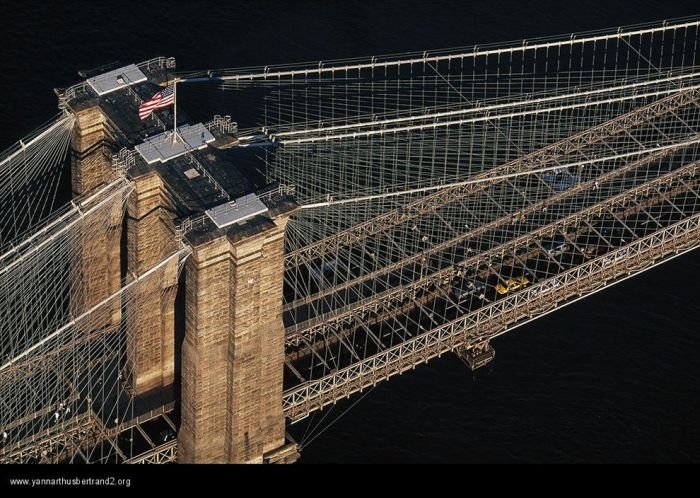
[63,59,298,463]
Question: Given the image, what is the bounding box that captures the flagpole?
[172,80,178,144]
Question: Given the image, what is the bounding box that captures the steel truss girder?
[0,399,176,464]
[125,440,177,464]
[285,181,699,381]
[283,210,700,421]
[288,175,699,356]
[285,151,699,337]
[0,410,99,464]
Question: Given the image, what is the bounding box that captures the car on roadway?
[453,279,486,303]
[495,276,530,295]
[541,235,570,257]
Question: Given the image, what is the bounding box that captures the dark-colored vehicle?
[543,168,582,192]
[453,278,486,303]
[540,235,570,257]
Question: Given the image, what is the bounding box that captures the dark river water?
[1,0,699,463]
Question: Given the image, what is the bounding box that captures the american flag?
[138,85,175,120]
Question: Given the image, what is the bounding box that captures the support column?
[70,106,113,196]
[179,205,298,463]
[125,170,179,395]
[69,106,121,325]
[178,233,235,463]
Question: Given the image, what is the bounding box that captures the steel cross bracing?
[1,373,179,464]
[284,146,699,346]
[283,183,700,391]
[125,441,177,464]
[2,16,700,462]
[282,156,700,373]
[284,164,700,373]
[283,88,700,269]
[278,69,700,389]
[0,410,99,464]
[283,141,697,326]
[1,403,178,464]
[282,93,700,319]
[283,209,700,420]
[280,103,697,382]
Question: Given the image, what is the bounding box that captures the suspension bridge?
[1,17,700,463]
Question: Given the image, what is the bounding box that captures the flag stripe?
[138,85,175,120]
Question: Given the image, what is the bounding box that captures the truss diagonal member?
[285,157,700,345]
[284,142,698,314]
[124,440,178,464]
[288,176,700,383]
[283,211,700,421]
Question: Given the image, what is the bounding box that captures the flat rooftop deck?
[206,193,269,228]
[86,64,147,96]
[65,62,252,217]
[136,124,215,164]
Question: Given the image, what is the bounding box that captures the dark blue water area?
[1,0,699,463]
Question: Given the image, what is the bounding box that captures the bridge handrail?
[111,147,138,175]
[186,153,230,200]
[173,184,297,241]
[136,56,176,72]
[205,115,238,135]
[257,184,297,203]
[57,56,175,110]
[125,440,177,464]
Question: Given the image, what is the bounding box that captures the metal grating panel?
[135,123,215,164]
[86,64,147,96]
[206,194,269,228]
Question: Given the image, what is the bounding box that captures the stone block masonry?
[69,106,122,328]
[125,170,180,395]
[65,63,299,462]
[179,205,298,463]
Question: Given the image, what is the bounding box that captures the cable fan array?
[0,114,75,245]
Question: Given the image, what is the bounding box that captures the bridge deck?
[280,90,700,409]
[283,205,700,420]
